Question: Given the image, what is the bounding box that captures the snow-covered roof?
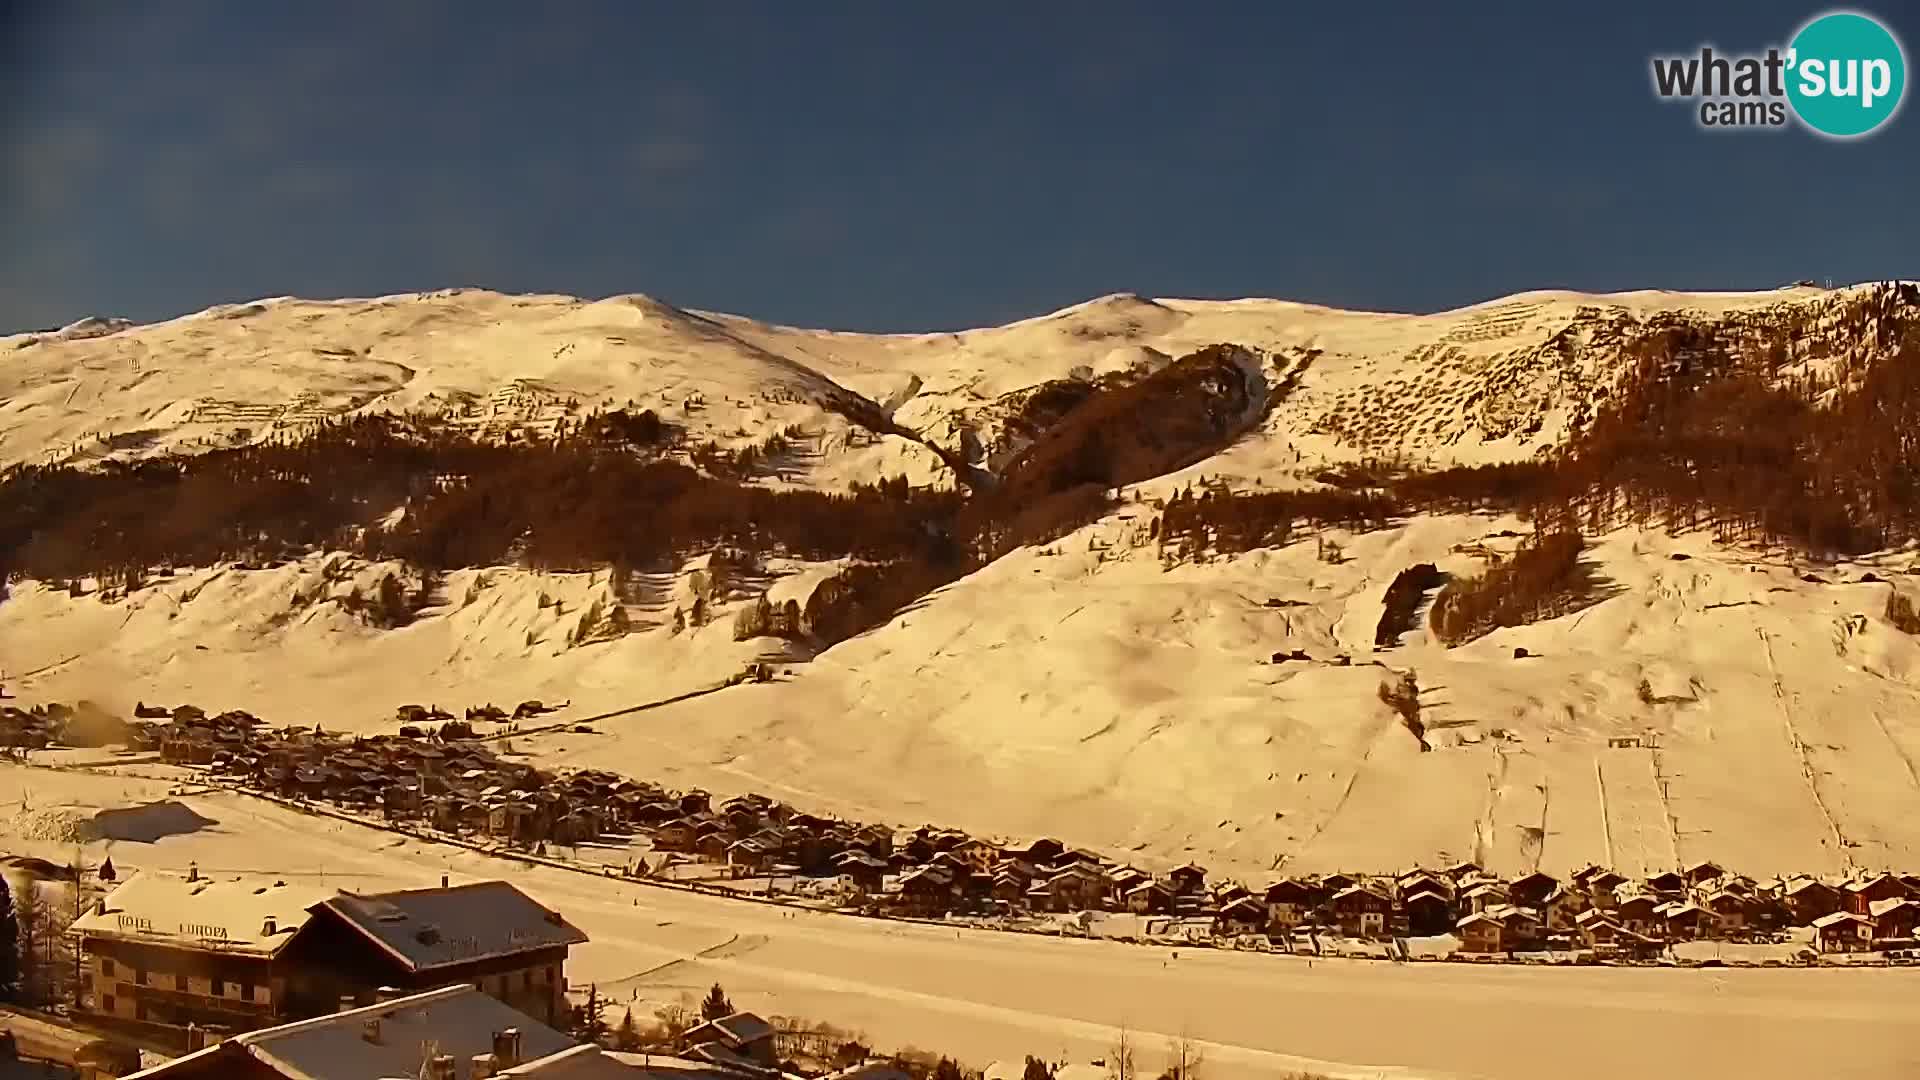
[124,984,576,1079]
[682,1012,774,1049]
[312,881,587,973]
[1813,912,1871,928]
[70,871,335,958]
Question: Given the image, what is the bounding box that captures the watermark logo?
[1650,9,1906,138]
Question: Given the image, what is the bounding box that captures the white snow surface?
[8,282,1920,887]
[2,764,1916,1080]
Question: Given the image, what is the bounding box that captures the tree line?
[7,315,1920,646]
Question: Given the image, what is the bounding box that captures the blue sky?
[3,2,1915,333]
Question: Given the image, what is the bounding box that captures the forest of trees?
[7,312,1920,646]
[1428,531,1594,646]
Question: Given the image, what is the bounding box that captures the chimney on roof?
[93,899,106,917]
[471,1053,498,1079]
[187,862,200,883]
[361,1018,381,1044]
[492,1028,521,1068]
[428,1055,457,1080]
[441,874,450,888]
[337,994,359,1014]
[261,916,276,936]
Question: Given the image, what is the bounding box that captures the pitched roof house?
[120,984,603,1079]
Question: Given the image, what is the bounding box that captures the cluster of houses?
[129,704,1920,961]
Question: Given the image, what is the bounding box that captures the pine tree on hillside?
[700,982,733,1021]
[0,876,18,1001]
[1022,1058,1055,1080]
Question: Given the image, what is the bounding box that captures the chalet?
[1047,863,1109,911]
[652,819,698,853]
[1442,861,1482,882]
[1460,883,1510,914]
[1576,912,1664,960]
[1319,873,1359,894]
[1125,880,1174,915]
[1645,871,1686,896]
[1263,880,1318,930]
[1215,896,1268,936]
[897,866,956,916]
[851,825,894,859]
[1614,895,1662,937]
[1784,878,1843,924]
[379,783,421,820]
[1868,898,1919,941]
[1813,912,1875,954]
[1167,864,1207,897]
[681,1011,777,1072]
[1582,870,1628,902]
[726,838,777,876]
[1212,882,1254,907]
[1402,891,1455,936]
[1053,847,1106,870]
[1574,908,1617,946]
[1493,905,1542,947]
[1456,913,1508,953]
[71,871,337,1043]
[1508,872,1558,909]
[1106,867,1150,905]
[948,838,1000,874]
[833,852,888,894]
[1394,871,1450,901]
[990,873,1028,908]
[1843,874,1910,916]
[1329,885,1391,938]
[1658,901,1710,941]
[1703,891,1752,935]
[1005,838,1065,865]
[117,985,613,1079]
[1683,861,1725,887]
[289,881,587,1026]
[1542,886,1589,932]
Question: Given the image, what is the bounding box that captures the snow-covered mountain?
[8,280,1920,883]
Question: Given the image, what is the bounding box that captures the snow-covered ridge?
[6,281,1911,486]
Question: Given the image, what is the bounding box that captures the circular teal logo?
[1787,11,1907,138]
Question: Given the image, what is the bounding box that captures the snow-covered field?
[11,508,1920,885]
[4,764,1916,1080]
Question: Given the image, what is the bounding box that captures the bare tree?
[1106,1026,1137,1080]
[1161,1031,1205,1080]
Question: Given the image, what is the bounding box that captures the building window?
[135,969,148,986]
[135,1001,147,1022]
[241,981,256,1003]
[212,977,225,997]
[175,973,188,991]
[102,958,115,977]
[102,995,115,1014]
